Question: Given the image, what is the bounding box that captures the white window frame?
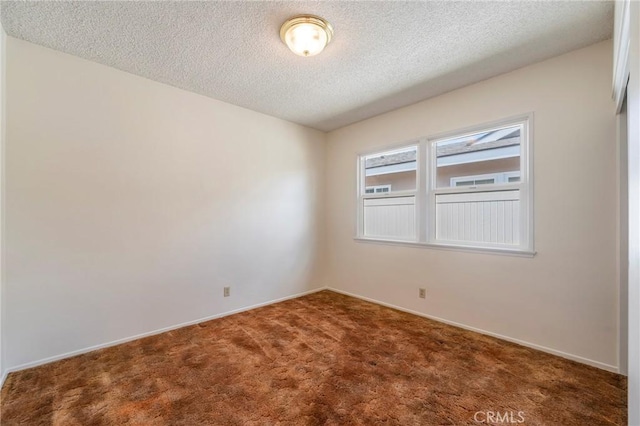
[355,113,534,256]
[357,143,420,243]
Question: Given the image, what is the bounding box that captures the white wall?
[618,97,628,376]
[325,41,619,371]
[4,37,326,369]
[0,24,5,384]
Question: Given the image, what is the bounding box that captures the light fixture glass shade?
[280,15,333,57]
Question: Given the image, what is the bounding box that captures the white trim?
[0,287,327,380]
[358,142,419,242]
[354,236,535,257]
[524,115,535,254]
[428,115,533,252]
[437,145,520,167]
[623,1,640,422]
[356,114,534,253]
[327,287,618,373]
[436,190,518,204]
[613,0,631,112]
[616,105,629,377]
[356,138,422,158]
[0,23,7,393]
[428,113,533,144]
[433,182,519,195]
[356,155,364,237]
[417,138,428,243]
[365,162,416,176]
[414,145,422,238]
[364,196,414,206]
[425,138,435,242]
[360,189,416,199]
[1,284,615,390]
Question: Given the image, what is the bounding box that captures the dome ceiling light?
[280,15,334,57]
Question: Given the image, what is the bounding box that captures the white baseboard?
[2,284,618,388]
[2,286,328,381]
[327,287,619,374]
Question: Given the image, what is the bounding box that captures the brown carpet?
[0,290,627,425]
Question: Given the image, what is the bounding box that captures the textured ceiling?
[1,1,613,132]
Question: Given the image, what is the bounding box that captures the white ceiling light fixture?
[280,15,333,57]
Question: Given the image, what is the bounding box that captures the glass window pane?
[435,190,520,245]
[364,146,417,193]
[365,185,392,194]
[363,196,416,240]
[435,125,521,188]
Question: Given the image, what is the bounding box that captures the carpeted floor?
[0,290,627,425]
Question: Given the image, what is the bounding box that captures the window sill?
[353,237,536,257]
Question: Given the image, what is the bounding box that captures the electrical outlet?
[419,288,426,299]
[224,287,230,297]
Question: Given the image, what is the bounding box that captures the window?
[358,146,418,241]
[356,115,533,254]
[365,185,392,194]
[450,172,520,187]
